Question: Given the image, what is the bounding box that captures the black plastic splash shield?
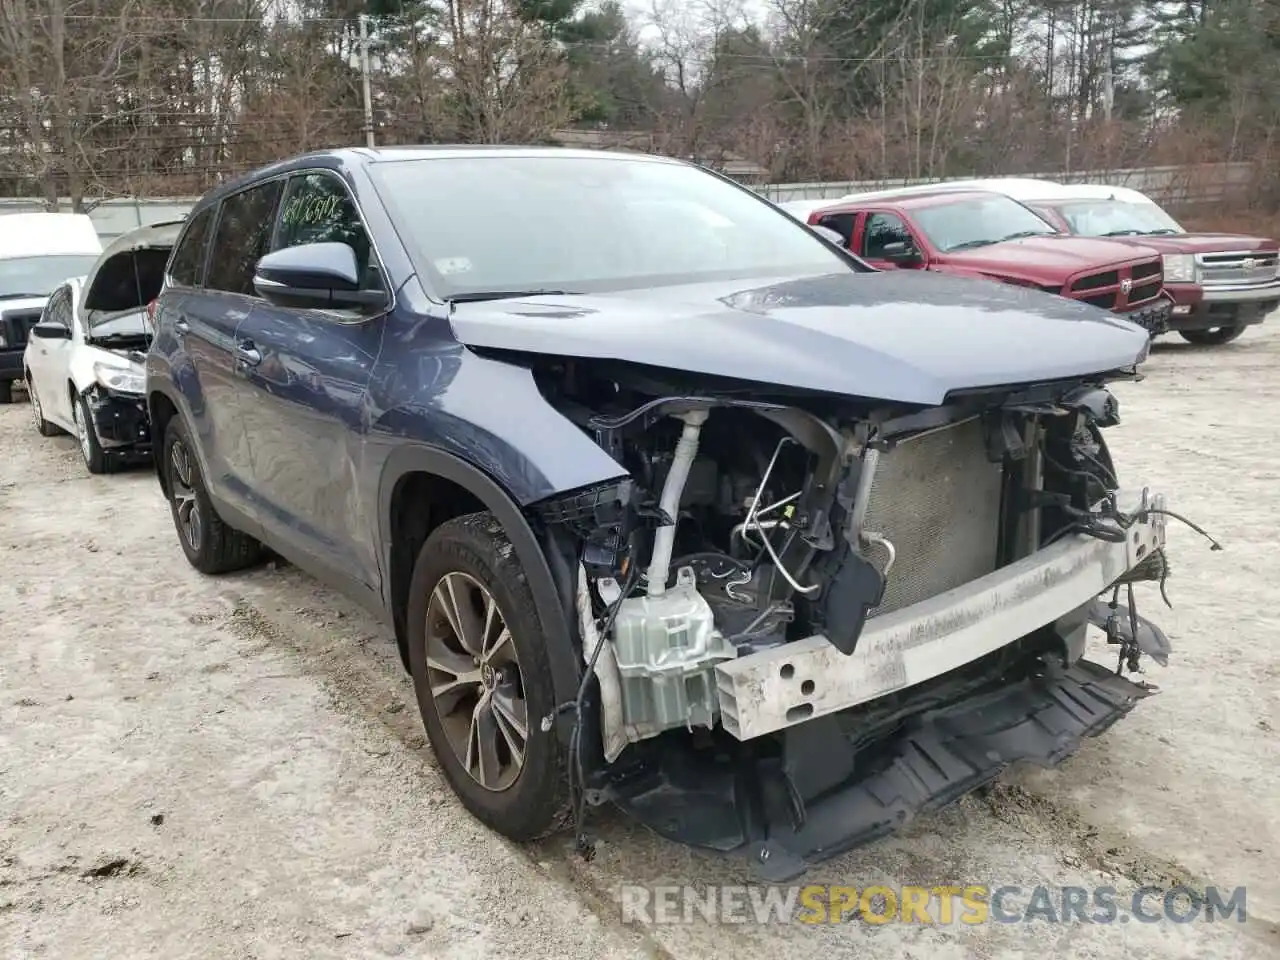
[607,659,1154,882]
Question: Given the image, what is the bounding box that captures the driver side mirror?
[31,321,71,341]
[879,240,923,266]
[253,242,387,310]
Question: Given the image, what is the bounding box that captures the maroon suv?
[802,190,1172,335]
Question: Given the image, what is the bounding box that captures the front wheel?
[406,512,571,842]
[0,380,13,404]
[73,392,109,474]
[161,416,262,574]
[1179,325,1245,346]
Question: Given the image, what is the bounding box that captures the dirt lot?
[2,327,1278,960]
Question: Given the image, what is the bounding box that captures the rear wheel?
[406,512,570,841]
[1179,325,1244,346]
[0,380,12,404]
[162,416,262,574]
[26,374,60,437]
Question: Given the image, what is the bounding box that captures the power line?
[45,12,1018,64]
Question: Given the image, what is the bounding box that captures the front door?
[169,180,283,520]
[234,170,388,595]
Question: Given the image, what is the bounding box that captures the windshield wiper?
[449,289,581,303]
[0,292,48,300]
[946,239,999,251]
[997,230,1054,242]
[1101,229,1142,237]
[1142,229,1180,236]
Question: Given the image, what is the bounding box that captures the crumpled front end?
[523,356,1210,878]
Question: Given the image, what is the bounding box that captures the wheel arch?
[377,444,580,736]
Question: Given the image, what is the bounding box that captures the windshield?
[911,195,1058,252]
[86,307,151,342]
[1052,200,1185,237]
[0,254,99,299]
[368,156,854,297]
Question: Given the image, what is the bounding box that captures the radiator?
[861,417,1005,617]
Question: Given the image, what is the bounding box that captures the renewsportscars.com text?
[619,884,1248,926]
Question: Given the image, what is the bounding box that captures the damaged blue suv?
[146,146,1189,880]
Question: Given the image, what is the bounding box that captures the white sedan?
[23,220,181,474]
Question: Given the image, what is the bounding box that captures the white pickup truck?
[0,213,103,404]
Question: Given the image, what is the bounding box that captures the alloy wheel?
[72,399,91,461]
[168,439,203,552]
[425,571,528,792]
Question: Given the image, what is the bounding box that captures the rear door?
[232,170,388,593]
[160,181,283,520]
[855,211,926,270]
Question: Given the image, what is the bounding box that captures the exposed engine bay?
[519,356,1216,878]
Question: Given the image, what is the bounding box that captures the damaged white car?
[24,220,181,473]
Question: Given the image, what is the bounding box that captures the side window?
[275,173,378,289]
[43,285,72,328]
[816,213,855,247]
[168,207,215,287]
[861,213,915,258]
[205,180,284,296]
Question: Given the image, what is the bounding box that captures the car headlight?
[1162,253,1196,283]
[93,361,144,394]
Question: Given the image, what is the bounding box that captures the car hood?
[447,270,1148,406]
[1084,233,1278,255]
[944,235,1157,274]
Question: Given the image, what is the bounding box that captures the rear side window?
[816,213,855,246]
[205,180,284,296]
[168,207,214,287]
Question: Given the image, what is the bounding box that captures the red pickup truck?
[797,190,1173,335]
[1017,185,1279,345]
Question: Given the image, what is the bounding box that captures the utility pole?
[1102,23,1116,122]
[358,13,375,148]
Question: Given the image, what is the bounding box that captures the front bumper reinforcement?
[716,488,1165,741]
[749,660,1154,879]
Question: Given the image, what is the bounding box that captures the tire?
[161,416,262,574]
[1179,325,1245,346]
[26,374,60,437]
[0,380,12,404]
[72,391,110,475]
[406,512,571,842]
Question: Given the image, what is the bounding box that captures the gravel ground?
[2,326,1278,960]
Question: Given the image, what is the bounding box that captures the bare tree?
[644,0,748,160]
[442,0,574,143]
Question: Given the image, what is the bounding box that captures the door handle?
[174,318,190,334]
[236,340,262,367]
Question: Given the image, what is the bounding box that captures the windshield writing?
[0,254,98,299]
[368,156,852,296]
[911,196,1058,252]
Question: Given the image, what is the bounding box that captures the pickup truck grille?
[1067,258,1163,313]
[860,417,1005,617]
[0,308,42,348]
[1198,251,1280,286]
